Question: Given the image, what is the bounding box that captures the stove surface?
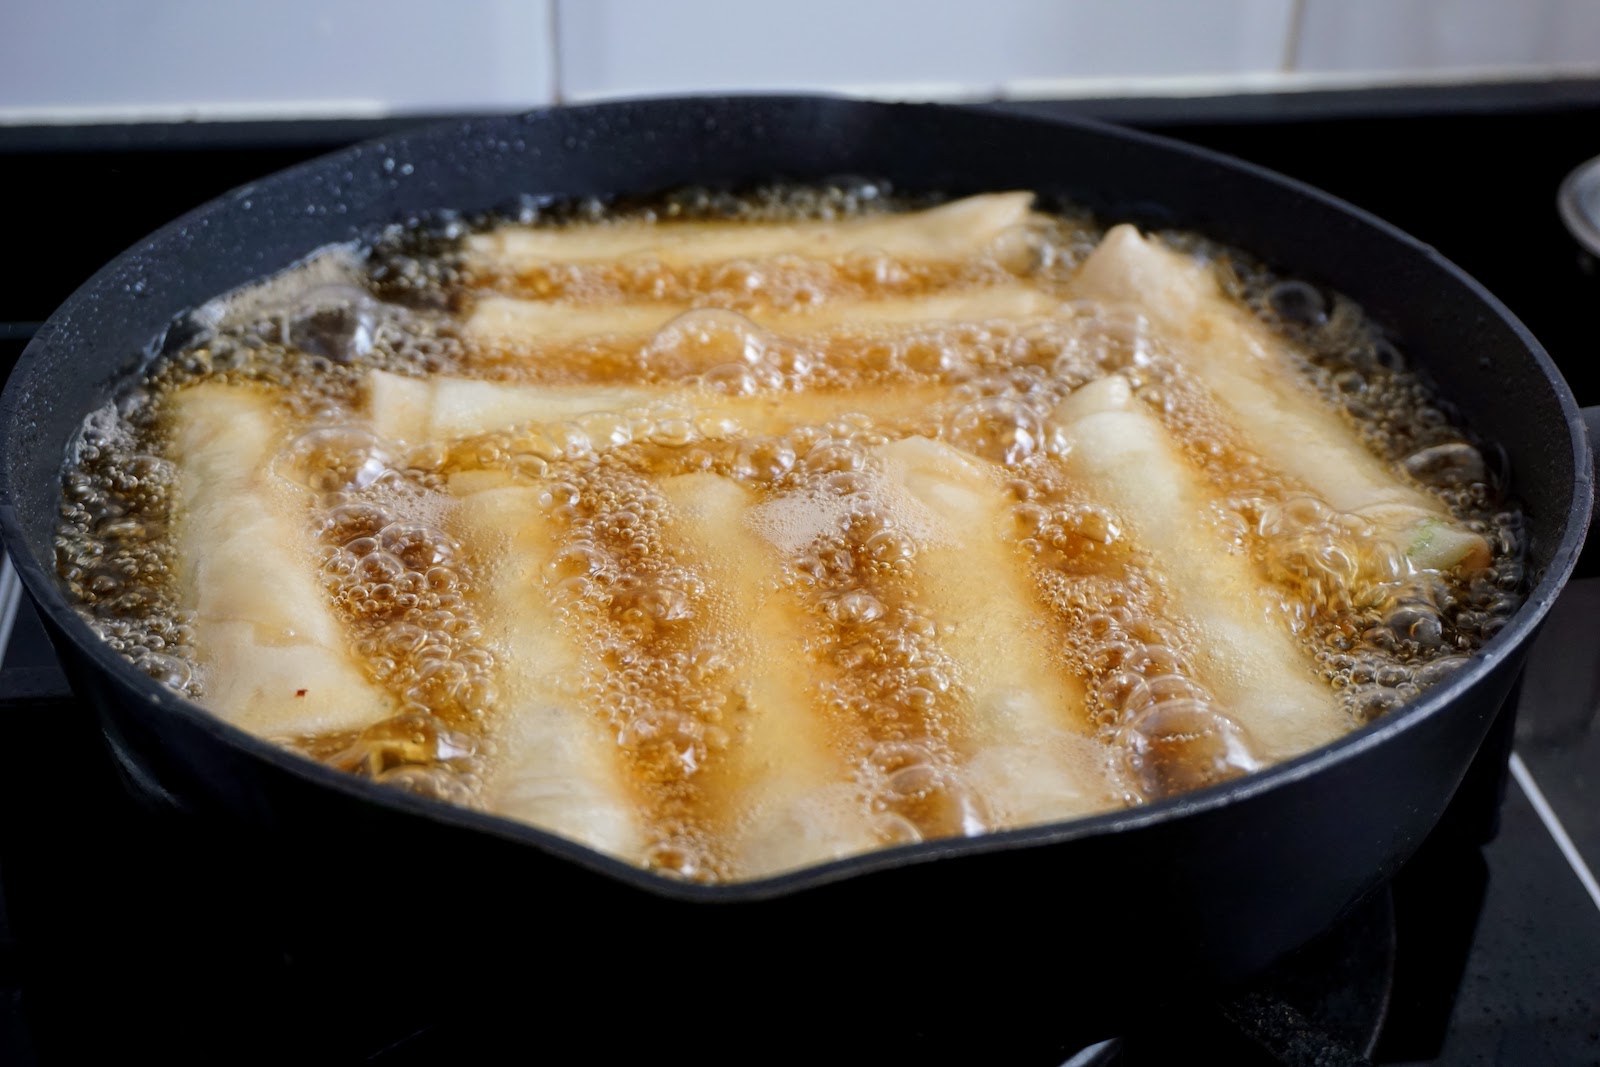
[1,84,1598,1064]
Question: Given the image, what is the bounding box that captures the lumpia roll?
[467,192,1039,270]
[465,284,1060,350]
[661,472,880,878]
[1053,375,1346,761]
[366,370,653,444]
[169,383,394,737]
[364,370,945,448]
[1070,225,1489,573]
[452,485,645,860]
[874,436,1115,826]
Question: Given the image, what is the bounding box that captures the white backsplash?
[2,0,1598,122]
[0,0,555,120]
[556,0,1294,100]
[1296,0,1600,74]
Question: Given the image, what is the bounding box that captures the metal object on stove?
[1559,154,1600,259]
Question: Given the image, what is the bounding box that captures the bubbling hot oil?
[53,183,1526,881]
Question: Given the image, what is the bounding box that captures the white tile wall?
[3,0,1600,123]
[1297,0,1600,73]
[0,0,554,119]
[556,0,1295,100]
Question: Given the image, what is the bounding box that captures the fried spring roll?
[467,192,1038,269]
[364,370,945,447]
[874,436,1115,826]
[453,485,645,860]
[169,383,394,737]
[367,370,654,443]
[661,473,880,877]
[1053,375,1346,760]
[1070,225,1488,572]
[466,285,1060,348]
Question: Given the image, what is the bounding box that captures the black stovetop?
[1,83,1598,1065]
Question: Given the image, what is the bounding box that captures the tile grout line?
[1510,751,1600,915]
[548,0,565,105]
[0,558,21,666]
[1280,0,1307,74]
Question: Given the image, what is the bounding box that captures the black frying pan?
[1,96,1595,1057]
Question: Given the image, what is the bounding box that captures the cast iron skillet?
[2,96,1596,1053]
